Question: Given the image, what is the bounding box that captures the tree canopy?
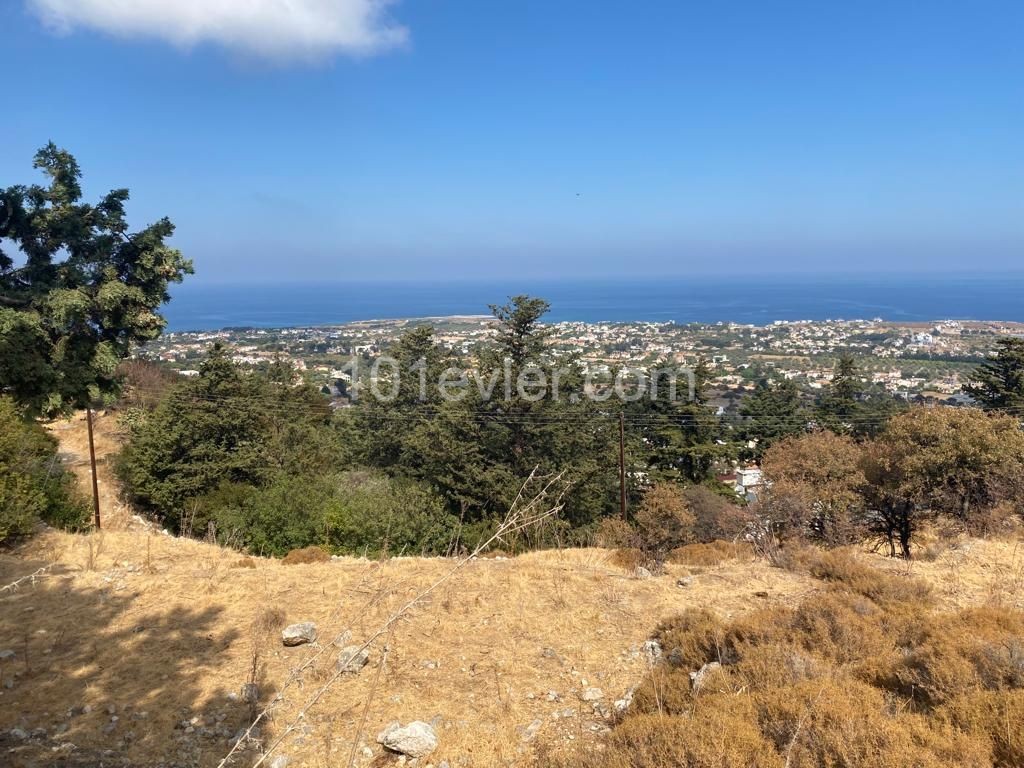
[966,337,1024,411]
[0,143,192,415]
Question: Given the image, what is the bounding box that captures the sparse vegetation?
[548,549,1024,768]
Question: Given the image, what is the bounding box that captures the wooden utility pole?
[619,411,627,520]
[86,408,101,529]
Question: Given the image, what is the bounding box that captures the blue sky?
[2,0,1022,282]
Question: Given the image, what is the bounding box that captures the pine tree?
[740,377,806,456]
[965,337,1024,410]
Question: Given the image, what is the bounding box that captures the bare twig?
[0,565,56,593]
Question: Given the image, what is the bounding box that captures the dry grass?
[668,539,753,567]
[0,528,812,767]
[544,546,1024,768]
[281,546,332,566]
[45,410,137,531]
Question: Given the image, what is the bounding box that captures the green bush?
[0,397,90,542]
[194,471,458,558]
[323,472,459,556]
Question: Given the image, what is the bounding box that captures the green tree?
[0,143,192,415]
[739,378,806,456]
[351,296,618,537]
[637,358,733,482]
[816,354,861,431]
[965,337,1024,410]
[117,344,338,528]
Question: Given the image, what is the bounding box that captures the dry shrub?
[966,501,1022,538]
[756,677,991,768]
[596,516,632,548]
[684,485,752,542]
[941,690,1024,766]
[282,545,331,565]
[609,547,644,571]
[887,606,1024,708]
[654,609,730,671]
[632,483,695,570]
[668,539,750,567]
[252,605,287,635]
[803,548,933,605]
[589,705,781,768]
[551,551,1022,768]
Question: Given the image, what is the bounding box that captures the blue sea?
[163,275,1024,332]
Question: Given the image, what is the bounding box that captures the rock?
[676,576,694,587]
[519,718,543,743]
[336,645,369,673]
[689,661,722,692]
[282,622,317,647]
[545,690,560,702]
[634,566,653,579]
[377,721,400,743]
[10,727,28,740]
[580,687,604,702]
[377,721,438,758]
[270,756,290,768]
[642,640,662,665]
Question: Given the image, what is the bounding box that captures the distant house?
[718,465,764,502]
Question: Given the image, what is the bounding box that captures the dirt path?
[47,411,138,531]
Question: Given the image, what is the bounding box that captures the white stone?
[281,622,317,647]
[378,721,438,758]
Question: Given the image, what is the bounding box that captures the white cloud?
[28,0,408,61]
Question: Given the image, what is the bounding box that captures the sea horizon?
[163,273,1024,333]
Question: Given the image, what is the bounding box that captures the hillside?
[0,413,1021,767]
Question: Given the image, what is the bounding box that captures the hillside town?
[138,315,1022,408]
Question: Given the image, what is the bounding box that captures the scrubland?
[0,413,1022,768]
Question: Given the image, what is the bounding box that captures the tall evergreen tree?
[816,354,861,432]
[965,337,1024,410]
[740,377,806,457]
[637,358,732,482]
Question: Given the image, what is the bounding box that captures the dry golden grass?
[668,539,753,567]
[0,529,812,767]
[281,546,332,566]
[545,546,1024,768]
[45,410,136,531]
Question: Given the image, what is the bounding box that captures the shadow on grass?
[0,557,250,767]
